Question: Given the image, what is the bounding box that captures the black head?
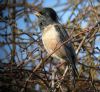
[39,8,58,22]
[35,8,59,30]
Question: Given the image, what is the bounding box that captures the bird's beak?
[35,12,41,17]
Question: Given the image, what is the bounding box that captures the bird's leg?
[61,65,68,80]
[51,66,57,91]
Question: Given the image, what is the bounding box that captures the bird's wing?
[54,24,78,76]
[54,24,76,61]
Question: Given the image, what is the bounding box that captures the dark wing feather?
[54,24,78,76]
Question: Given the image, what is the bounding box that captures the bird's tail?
[71,62,79,87]
[71,63,78,77]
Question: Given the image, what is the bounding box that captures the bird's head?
[35,8,59,29]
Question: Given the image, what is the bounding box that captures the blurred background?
[0,0,100,92]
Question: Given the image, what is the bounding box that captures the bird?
[35,7,78,82]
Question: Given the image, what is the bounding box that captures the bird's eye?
[40,22,43,25]
[39,10,45,15]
